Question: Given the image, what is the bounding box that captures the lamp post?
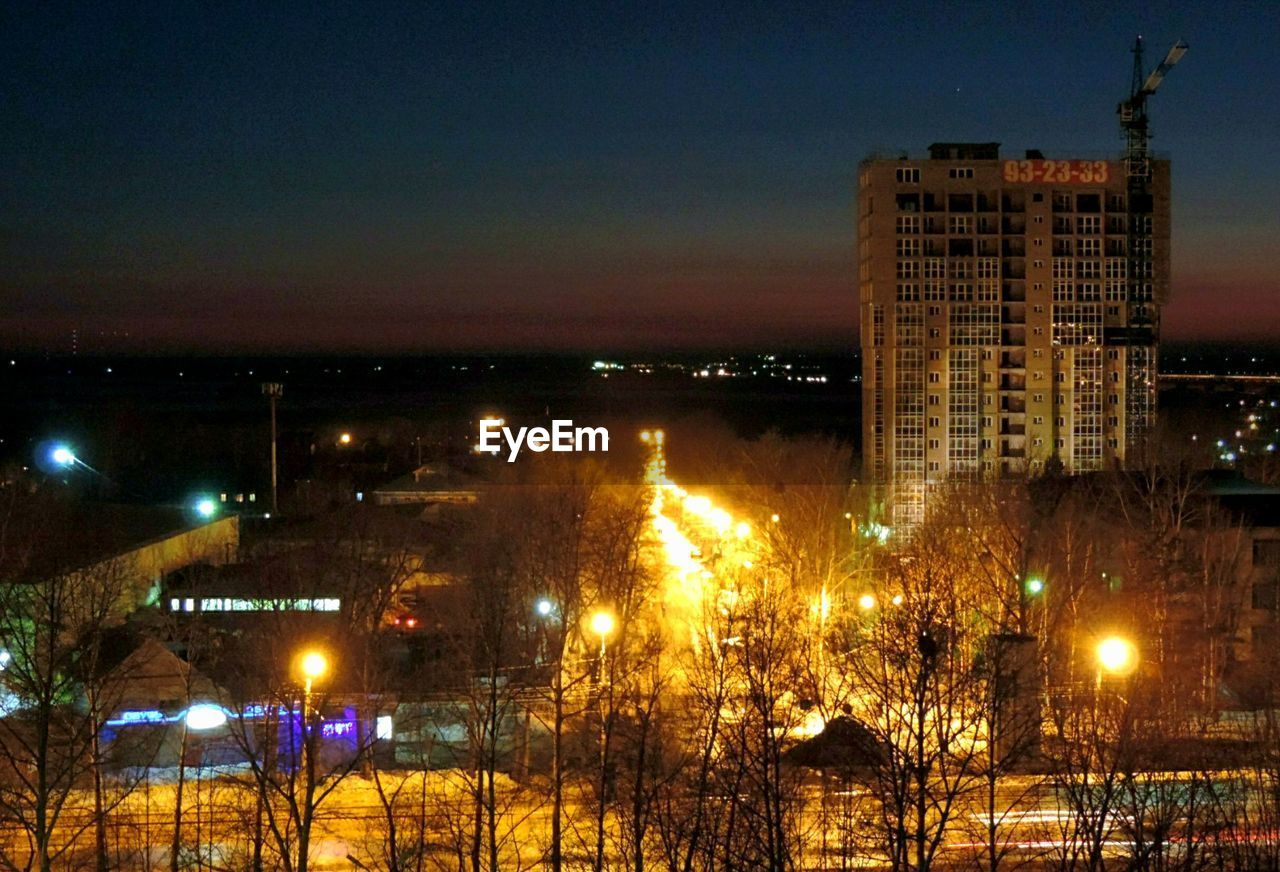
[1095,635,1137,688]
[294,649,327,872]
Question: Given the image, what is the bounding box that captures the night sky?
[3,2,1277,353]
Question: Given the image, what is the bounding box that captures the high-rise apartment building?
[858,143,1170,526]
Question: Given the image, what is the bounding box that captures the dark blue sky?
[3,1,1277,352]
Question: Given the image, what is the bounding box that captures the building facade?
[858,143,1170,526]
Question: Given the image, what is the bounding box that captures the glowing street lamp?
[535,598,555,618]
[857,593,877,612]
[1096,636,1136,676]
[590,610,615,641]
[338,432,352,445]
[51,446,77,467]
[195,497,218,519]
[1025,577,1045,596]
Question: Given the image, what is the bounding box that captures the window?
[1032,192,1044,202]
[1077,215,1101,235]
[929,394,941,406]
[1033,415,1044,424]
[1052,258,1074,279]
[924,281,946,301]
[948,215,971,235]
[1077,238,1101,257]
[981,437,992,449]
[896,167,920,184]
[1078,260,1101,279]
[1254,540,1280,567]
[928,372,941,384]
[1078,281,1101,301]
[950,259,974,278]
[1108,415,1119,427]
[928,438,940,449]
[949,167,974,179]
[1033,326,1044,335]
[929,461,941,472]
[1034,214,1044,222]
[928,304,942,316]
[929,349,941,361]
[1053,280,1074,302]
[896,283,920,301]
[1105,280,1127,301]
[924,258,946,278]
[977,257,999,278]
[897,260,920,278]
[897,215,920,234]
[929,328,941,338]
[897,238,920,257]
[1033,304,1045,313]
[982,416,992,427]
[1105,258,1126,279]
[1033,259,1044,268]
[928,416,941,428]
[1058,438,1066,448]
[1033,348,1044,358]
[1033,393,1044,403]
[1033,437,1043,446]
[1033,370,1044,380]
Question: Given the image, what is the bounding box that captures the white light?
[536,598,554,617]
[376,715,393,740]
[52,446,76,466]
[0,649,10,670]
[195,499,217,518]
[184,704,228,731]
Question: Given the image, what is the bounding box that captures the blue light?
[195,498,217,519]
[51,446,76,467]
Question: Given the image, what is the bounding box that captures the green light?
[1025,577,1045,596]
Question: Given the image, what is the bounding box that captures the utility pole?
[261,382,284,514]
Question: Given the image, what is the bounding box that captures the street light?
[51,446,76,467]
[1096,636,1137,677]
[1025,577,1045,596]
[857,593,877,612]
[195,497,217,519]
[535,598,554,618]
[338,432,352,445]
[590,610,615,644]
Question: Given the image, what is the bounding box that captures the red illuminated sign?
[1002,159,1113,184]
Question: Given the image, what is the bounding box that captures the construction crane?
[1116,36,1187,454]
[1118,36,1189,185]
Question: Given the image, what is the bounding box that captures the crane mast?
[1116,36,1187,456]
